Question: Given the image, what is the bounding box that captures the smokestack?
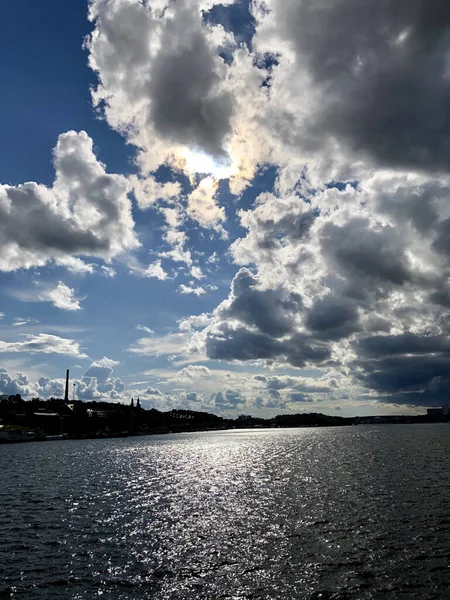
[64,369,69,402]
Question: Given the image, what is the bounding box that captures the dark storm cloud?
[432,217,450,259]
[219,268,303,337]
[355,332,450,358]
[266,376,330,394]
[376,180,443,235]
[278,0,450,171]
[429,288,450,309]
[149,6,234,157]
[206,324,330,367]
[364,316,392,333]
[305,295,359,340]
[353,332,450,405]
[320,218,413,291]
[206,325,284,361]
[207,267,333,367]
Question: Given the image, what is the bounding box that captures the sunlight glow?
[181,149,236,179]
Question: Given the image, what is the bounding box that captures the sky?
[2,0,450,417]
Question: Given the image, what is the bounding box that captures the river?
[1,425,449,599]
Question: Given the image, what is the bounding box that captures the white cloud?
[87,0,234,171]
[131,175,181,209]
[144,260,168,280]
[187,177,225,229]
[101,265,116,278]
[0,368,35,397]
[54,256,96,274]
[177,364,211,380]
[92,356,119,368]
[178,313,213,331]
[0,333,88,358]
[128,331,202,361]
[128,332,190,357]
[190,265,205,280]
[13,320,33,327]
[178,284,206,296]
[0,131,139,272]
[35,357,124,401]
[39,281,82,311]
[136,325,155,335]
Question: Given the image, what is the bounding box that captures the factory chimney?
[64,369,69,402]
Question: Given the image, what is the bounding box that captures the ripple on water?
[1,426,450,599]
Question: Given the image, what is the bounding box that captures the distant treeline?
[0,394,445,440]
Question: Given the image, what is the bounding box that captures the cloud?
[136,325,155,335]
[213,389,246,410]
[83,356,119,383]
[187,177,225,228]
[128,332,193,358]
[144,260,168,280]
[320,218,414,292]
[178,313,213,331]
[101,266,116,278]
[262,375,332,395]
[13,318,38,327]
[0,333,88,358]
[76,357,124,401]
[288,392,313,403]
[0,368,35,397]
[17,0,449,413]
[351,333,450,406]
[38,376,65,399]
[0,357,123,402]
[257,0,450,173]
[0,130,139,272]
[87,0,234,168]
[178,284,206,296]
[305,294,359,341]
[177,364,211,380]
[205,324,330,367]
[190,266,205,280]
[130,175,181,209]
[55,256,95,274]
[217,268,303,337]
[38,282,82,311]
[144,387,162,396]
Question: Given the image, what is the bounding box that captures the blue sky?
[2,0,450,417]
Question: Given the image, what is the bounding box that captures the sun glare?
[182,149,235,179]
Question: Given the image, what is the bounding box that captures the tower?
[64,369,69,402]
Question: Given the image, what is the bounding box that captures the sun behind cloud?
[180,148,237,180]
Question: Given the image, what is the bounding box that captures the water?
[1,425,449,599]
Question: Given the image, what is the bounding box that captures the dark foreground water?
[1,425,449,599]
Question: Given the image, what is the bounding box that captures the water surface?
[1,425,449,599]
